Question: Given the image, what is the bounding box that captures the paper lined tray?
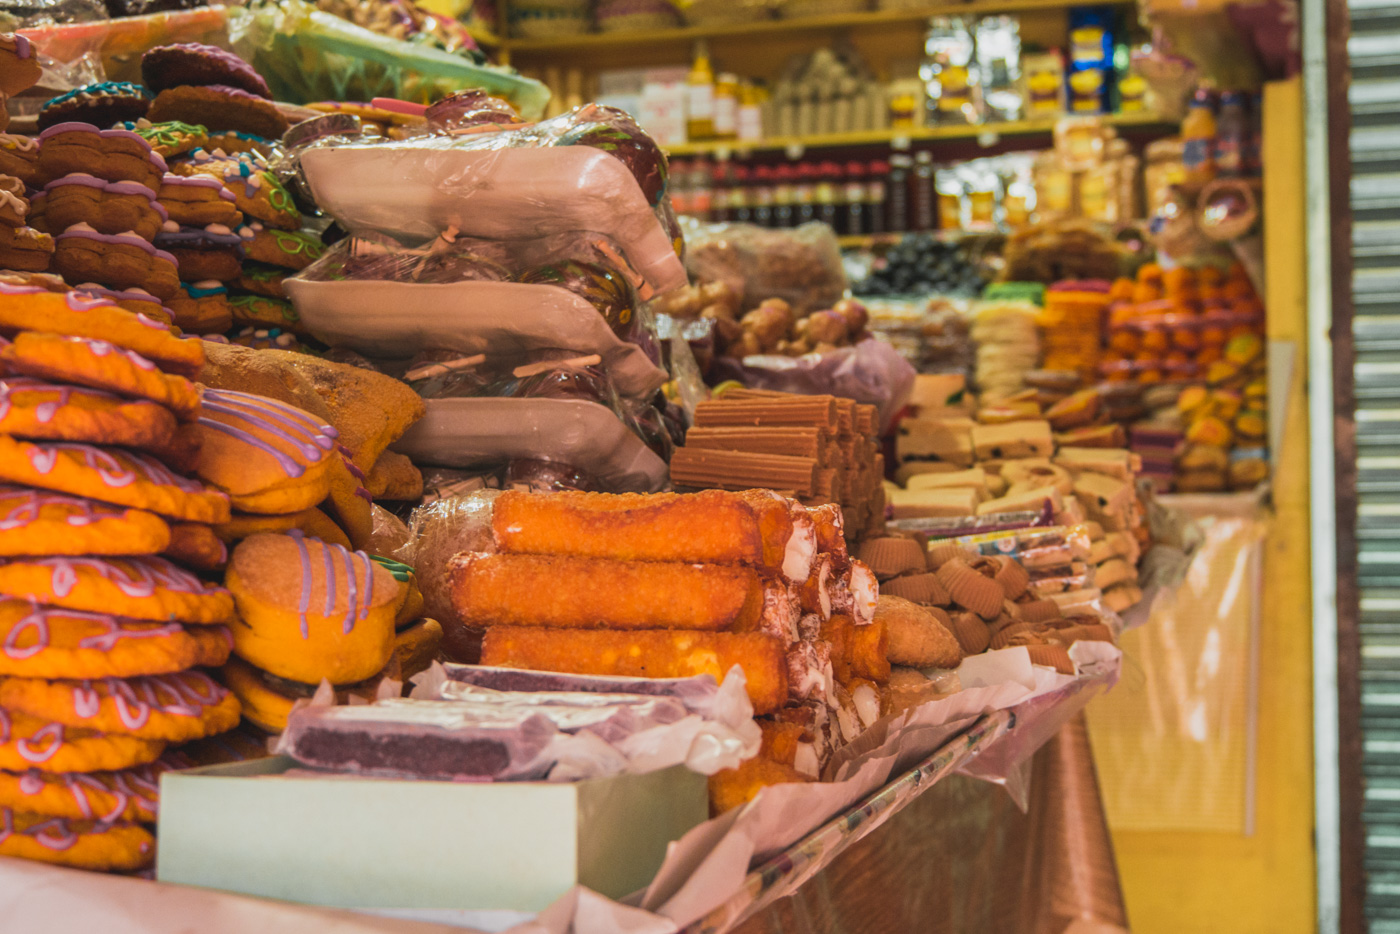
[391,397,669,492]
[300,145,686,295]
[283,278,668,399]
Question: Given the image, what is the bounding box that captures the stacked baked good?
[969,300,1040,401]
[440,488,941,812]
[0,36,50,275]
[0,284,242,872]
[671,389,884,544]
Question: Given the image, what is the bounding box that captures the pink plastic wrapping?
[293,104,687,296]
[707,337,917,434]
[683,220,847,315]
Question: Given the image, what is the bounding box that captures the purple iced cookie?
[424,89,519,133]
[38,83,152,132]
[141,43,272,99]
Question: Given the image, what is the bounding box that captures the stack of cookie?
[0,284,244,873]
[0,34,54,276]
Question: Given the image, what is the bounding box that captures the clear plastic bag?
[683,219,848,315]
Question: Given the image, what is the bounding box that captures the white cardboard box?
[157,757,707,911]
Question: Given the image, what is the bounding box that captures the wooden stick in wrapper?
[447,552,766,631]
[479,627,790,715]
[490,489,816,582]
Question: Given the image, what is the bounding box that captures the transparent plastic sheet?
[1084,493,1265,833]
[227,0,548,116]
[290,103,686,296]
[1,0,104,30]
[19,8,229,83]
[403,489,499,639]
[682,220,848,316]
[707,337,917,434]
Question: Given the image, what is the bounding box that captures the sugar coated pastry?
[0,670,241,741]
[142,43,272,99]
[0,378,178,451]
[37,83,153,132]
[0,225,53,271]
[117,118,209,158]
[0,809,156,871]
[0,437,230,523]
[157,172,242,228]
[193,388,338,513]
[0,487,170,557]
[228,293,301,332]
[0,174,26,228]
[167,281,232,334]
[0,34,40,97]
[0,710,164,773]
[226,532,401,684]
[148,85,289,139]
[29,173,169,240]
[0,331,202,420]
[154,222,244,281]
[161,522,228,571]
[0,759,174,822]
[176,150,298,230]
[52,224,181,300]
[71,285,171,324]
[0,600,231,678]
[238,225,323,269]
[36,123,168,192]
[0,554,233,623]
[0,134,37,186]
[0,285,204,377]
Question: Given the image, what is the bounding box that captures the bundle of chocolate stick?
[670,389,885,545]
[445,488,888,812]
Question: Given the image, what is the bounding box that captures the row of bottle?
[670,154,948,236]
[1181,87,1262,188]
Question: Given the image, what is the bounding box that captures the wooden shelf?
[502,0,1134,53]
[662,111,1177,157]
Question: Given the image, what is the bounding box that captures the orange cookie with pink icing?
[0,284,204,378]
[0,710,164,773]
[0,808,155,871]
[0,378,178,451]
[0,437,230,523]
[0,331,202,420]
[0,759,175,822]
[194,388,339,515]
[0,670,241,741]
[0,555,233,624]
[0,486,170,557]
[0,600,232,678]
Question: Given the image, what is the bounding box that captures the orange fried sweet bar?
[448,552,764,631]
[491,489,795,572]
[479,627,789,715]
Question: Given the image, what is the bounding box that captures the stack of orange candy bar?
[669,389,885,545]
[444,489,887,813]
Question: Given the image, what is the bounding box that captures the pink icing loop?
[2,605,49,660]
[30,817,78,851]
[290,529,312,639]
[17,722,65,764]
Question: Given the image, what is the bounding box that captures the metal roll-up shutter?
[1350,0,1400,925]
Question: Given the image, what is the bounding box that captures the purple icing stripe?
[37,123,168,172]
[159,173,237,201]
[55,228,178,265]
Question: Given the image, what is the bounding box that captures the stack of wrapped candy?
[0,284,241,872]
[443,488,900,812]
[670,390,885,544]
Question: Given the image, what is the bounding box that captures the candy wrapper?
[292,103,686,295]
[684,219,847,315]
[707,336,917,434]
[273,662,759,781]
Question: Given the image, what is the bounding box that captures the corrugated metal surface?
[1351,0,1400,926]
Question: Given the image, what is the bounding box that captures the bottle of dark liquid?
[752,164,775,227]
[911,150,936,231]
[710,161,731,223]
[843,161,867,236]
[731,164,752,224]
[795,161,818,225]
[773,164,796,228]
[866,159,889,235]
[886,153,912,233]
[816,161,840,229]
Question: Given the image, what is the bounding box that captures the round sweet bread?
[0,710,164,773]
[0,486,170,557]
[0,599,231,678]
[0,669,241,741]
[0,808,155,871]
[0,554,233,624]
